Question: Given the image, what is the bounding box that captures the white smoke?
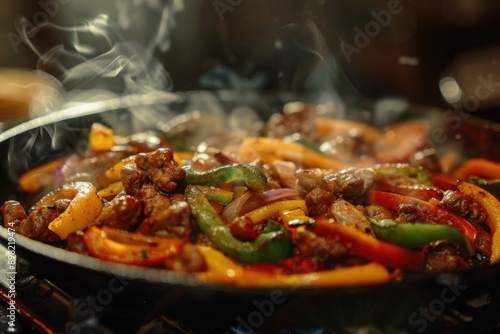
[15,0,184,118]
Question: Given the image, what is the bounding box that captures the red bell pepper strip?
[309,217,425,271]
[82,226,185,266]
[432,173,459,191]
[368,190,477,244]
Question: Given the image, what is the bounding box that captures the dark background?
[2,0,500,122]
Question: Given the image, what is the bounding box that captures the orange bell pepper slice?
[454,158,500,181]
[82,226,185,266]
[18,157,66,193]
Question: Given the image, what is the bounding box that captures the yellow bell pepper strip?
[243,199,307,224]
[468,177,500,198]
[238,137,348,170]
[105,155,136,182]
[454,158,500,181]
[185,185,291,264]
[309,217,426,271]
[368,190,477,244]
[82,226,185,266]
[196,245,245,285]
[97,181,125,199]
[240,262,391,288]
[196,245,391,288]
[183,164,268,192]
[457,181,500,264]
[368,217,474,254]
[36,182,104,239]
[18,157,66,193]
[88,123,115,152]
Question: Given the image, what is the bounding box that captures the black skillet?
[1,91,500,333]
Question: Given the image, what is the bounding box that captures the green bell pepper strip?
[185,185,292,264]
[367,217,474,254]
[183,164,267,192]
[368,190,477,244]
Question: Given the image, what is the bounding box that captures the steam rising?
[15,0,185,117]
[4,0,185,182]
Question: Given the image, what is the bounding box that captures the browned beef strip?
[328,198,373,234]
[93,195,143,231]
[396,203,427,223]
[135,199,192,239]
[363,204,397,221]
[321,169,371,200]
[441,190,470,216]
[17,199,70,241]
[135,148,185,194]
[292,227,348,260]
[305,187,335,217]
[296,168,325,196]
[135,184,172,217]
[1,201,28,230]
[121,163,148,195]
[440,190,487,225]
[425,242,471,274]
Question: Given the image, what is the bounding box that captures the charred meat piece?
[363,204,397,221]
[17,199,70,241]
[136,184,172,217]
[296,168,325,196]
[396,203,427,223]
[1,201,28,230]
[121,163,148,195]
[425,242,471,274]
[321,168,375,200]
[291,227,348,261]
[305,188,335,217]
[135,148,185,193]
[440,190,487,225]
[328,198,373,234]
[135,197,192,239]
[271,160,297,190]
[93,195,143,231]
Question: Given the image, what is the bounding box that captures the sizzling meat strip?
[1,200,28,230]
[93,194,143,231]
[135,148,185,194]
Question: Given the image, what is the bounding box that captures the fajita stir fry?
[2,103,500,288]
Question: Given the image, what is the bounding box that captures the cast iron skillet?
[1,91,500,332]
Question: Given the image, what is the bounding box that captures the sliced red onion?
[220,191,252,222]
[239,188,300,215]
